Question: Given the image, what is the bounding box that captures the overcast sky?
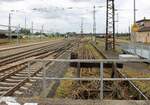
[0,0,150,33]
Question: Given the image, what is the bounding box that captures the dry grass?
[56,42,105,99]
[55,68,76,98]
[85,44,104,59]
[121,67,150,97]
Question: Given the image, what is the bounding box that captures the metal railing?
[121,43,150,59]
[28,59,150,100]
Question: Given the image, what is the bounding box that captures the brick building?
[134,17,150,43]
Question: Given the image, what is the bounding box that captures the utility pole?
[106,0,115,50]
[16,24,20,45]
[8,13,12,42]
[134,0,136,24]
[25,16,27,30]
[116,12,119,36]
[128,22,131,40]
[132,0,137,54]
[93,5,96,43]
[31,22,34,35]
[40,25,44,40]
[80,18,83,36]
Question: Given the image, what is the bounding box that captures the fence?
[27,59,150,100]
[121,43,150,60]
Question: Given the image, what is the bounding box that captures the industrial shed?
[134,18,150,43]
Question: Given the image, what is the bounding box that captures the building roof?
[136,18,150,23]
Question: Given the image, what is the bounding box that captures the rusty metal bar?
[33,77,150,81]
[100,62,104,100]
[31,59,150,63]
[42,62,46,97]
[27,61,31,79]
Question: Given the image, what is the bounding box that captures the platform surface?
[1,98,149,105]
[19,99,150,105]
[18,99,150,105]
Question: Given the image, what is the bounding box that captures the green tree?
[19,28,31,35]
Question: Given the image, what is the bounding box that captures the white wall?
[135,32,150,43]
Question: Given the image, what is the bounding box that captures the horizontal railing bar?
[31,77,150,81]
[30,59,150,63]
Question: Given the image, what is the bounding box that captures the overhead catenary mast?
[80,18,83,36]
[134,0,136,24]
[25,16,27,30]
[132,0,137,54]
[93,5,96,42]
[40,25,44,39]
[8,13,12,41]
[31,22,34,34]
[106,0,115,50]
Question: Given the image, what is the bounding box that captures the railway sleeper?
[11,76,26,80]
[5,79,22,83]
[15,74,28,77]
[0,86,11,90]
[0,91,7,96]
[0,82,17,87]
[14,90,23,96]
[36,74,43,77]
[20,86,28,91]
[0,44,73,96]
[24,83,33,87]
[18,71,36,74]
[30,79,37,83]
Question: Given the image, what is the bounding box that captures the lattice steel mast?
[106,0,115,50]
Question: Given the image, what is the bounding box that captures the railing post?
[140,44,143,57]
[28,61,31,79]
[100,62,104,100]
[77,62,80,78]
[130,44,133,53]
[149,46,150,60]
[43,61,46,96]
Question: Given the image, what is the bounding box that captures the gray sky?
[0,0,150,33]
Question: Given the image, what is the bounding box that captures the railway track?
[71,42,103,99]
[91,42,149,100]
[0,40,57,52]
[68,41,148,100]
[0,40,65,66]
[0,41,71,76]
[0,41,74,96]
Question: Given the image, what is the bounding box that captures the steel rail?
[1,43,73,96]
